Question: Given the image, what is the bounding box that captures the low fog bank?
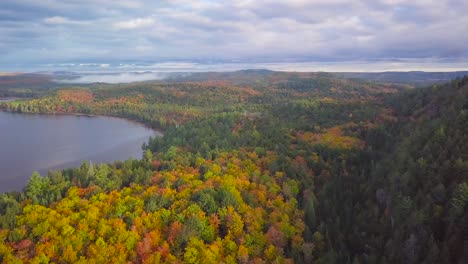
[55,72,177,84]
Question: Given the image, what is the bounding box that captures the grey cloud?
[0,0,467,70]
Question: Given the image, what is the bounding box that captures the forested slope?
[357,77,468,263]
[0,72,466,263]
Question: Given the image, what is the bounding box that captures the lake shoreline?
[0,109,164,136]
[40,112,163,135]
[0,97,20,102]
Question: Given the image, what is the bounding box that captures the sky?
[1,0,468,72]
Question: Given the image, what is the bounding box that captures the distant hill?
[2,70,467,91]
[0,73,52,87]
[169,70,468,87]
[336,71,468,85]
[0,73,57,97]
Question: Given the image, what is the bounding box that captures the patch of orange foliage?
[231,122,244,134]
[170,90,187,97]
[376,108,398,123]
[58,90,93,103]
[236,86,262,96]
[96,95,143,107]
[371,85,399,94]
[78,186,99,197]
[297,124,364,149]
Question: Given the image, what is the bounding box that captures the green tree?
[26,171,49,204]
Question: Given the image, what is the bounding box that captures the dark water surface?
[0,112,159,193]
[0,98,18,102]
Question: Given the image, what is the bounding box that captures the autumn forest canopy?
[0,70,467,263]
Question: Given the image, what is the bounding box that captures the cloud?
[113,17,155,29]
[43,16,88,25]
[0,0,466,70]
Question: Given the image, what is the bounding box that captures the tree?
[26,172,49,205]
[450,182,468,218]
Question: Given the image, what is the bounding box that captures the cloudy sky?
[1,0,468,71]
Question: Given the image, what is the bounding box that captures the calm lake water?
[0,112,159,193]
[0,98,18,102]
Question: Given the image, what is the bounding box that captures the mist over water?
[32,60,467,84]
[57,72,172,84]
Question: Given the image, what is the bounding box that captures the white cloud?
[113,18,155,29]
[43,16,88,25]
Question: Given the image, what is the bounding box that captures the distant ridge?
[335,71,468,85]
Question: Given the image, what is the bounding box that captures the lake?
[0,98,18,102]
[0,112,159,193]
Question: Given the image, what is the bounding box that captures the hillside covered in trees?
[0,71,466,263]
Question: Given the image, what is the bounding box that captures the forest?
[0,71,467,263]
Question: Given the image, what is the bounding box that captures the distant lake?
[0,112,160,193]
[0,97,18,102]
